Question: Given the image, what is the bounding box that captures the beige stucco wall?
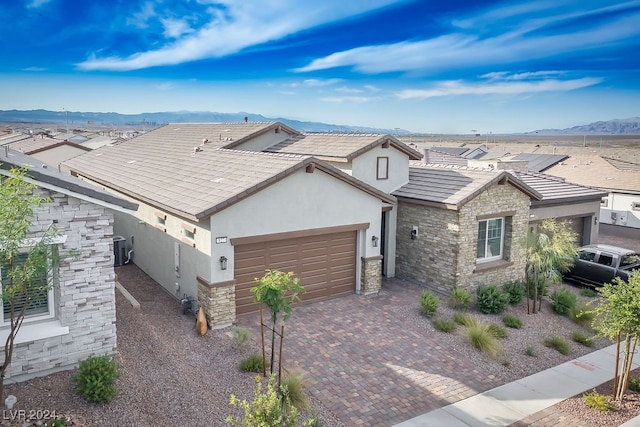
[228,128,292,152]
[530,200,600,245]
[351,146,410,193]
[31,145,88,167]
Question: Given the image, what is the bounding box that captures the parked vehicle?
[565,244,640,287]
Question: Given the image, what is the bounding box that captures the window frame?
[476,217,505,262]
[376,157,389,180]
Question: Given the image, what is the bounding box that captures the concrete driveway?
[237,279,504,427]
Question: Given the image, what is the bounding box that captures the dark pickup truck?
[565,244,640,287]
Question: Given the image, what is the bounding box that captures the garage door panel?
[235,230,357,315]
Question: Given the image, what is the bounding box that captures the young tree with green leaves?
[0,168,56,399]
[251,270,305,382]
[591,273,640,402]
[525,219,578,314]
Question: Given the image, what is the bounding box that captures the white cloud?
[126,2,157,29]
[321,96,378,104]
[77,1,399,71]
[161,18,194,39]
[22,67,47,72]
[335,87,364,93]
[303,78,343,87]
[396,77,602,100]
[26,0,52,8]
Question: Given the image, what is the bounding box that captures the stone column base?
[197,277,236,329]
[360,256,383,295]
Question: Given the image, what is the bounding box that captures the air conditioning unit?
[113,236,127,267]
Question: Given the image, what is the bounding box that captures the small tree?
[0,168,56,399]
[251,270,305,382]
[525,219,578,314]
[591,273,640,402]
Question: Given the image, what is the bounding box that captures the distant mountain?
[0,109,410,134]
[531,117,640,135]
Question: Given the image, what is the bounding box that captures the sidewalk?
[395,344,640,426]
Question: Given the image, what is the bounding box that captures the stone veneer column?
[360,256,383,295]
[197,277,235,329]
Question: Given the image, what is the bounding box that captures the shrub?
[280,371,309,411]
[569,303,595,326]
[543,336,570,355]
[43,418,68,427]
[550,288,578,315]
[232,327,252,350]
[419,290,439,318]
[629,377,640,393]
[503,314,523,329]
[476,285,509,314]
[239,353,266,373]
[72,355,119,403]
[571,330,594,347]
[583,389,615,413]
[502,280,526,305]
[526,275,548,298]
[488,323,507,339]
[580,287,598,297]
[432,318,456,333]
[448,288,472,310]
[453,312,474,327]
[460,318,501,358]
[525,345,537,357]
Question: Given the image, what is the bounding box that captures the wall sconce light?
[411,226,418,240]
[219,256,228,270]
[372,236,379,247]
[594,217,598,225]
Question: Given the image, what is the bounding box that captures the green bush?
[571,330,594,347]
[526,275,548,298]
[453,312,474,327]
[43,418,68,427]
[476,285,509,314]
[543,336,570,355]
[72,355,119,403]
[629,377,640,393]
[569,303,595,326]
[502,280,526,305]
[488,323,507,339]
[502,314,523,329]
[232,326,252,350]
[432,318,457,333]
[239,353,267,373]
[462,319,501,358]
[550,288,578,315]
[580,287,598,297]
[583,389,615,413]
[419,290,439,318]
[280,371,309,411]
[447,288,472,310]
[524,345,537,357]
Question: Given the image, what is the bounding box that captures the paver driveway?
[237,278,504,427]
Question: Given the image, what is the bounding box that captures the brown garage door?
[566,216,585,246]
[234,230,356,316]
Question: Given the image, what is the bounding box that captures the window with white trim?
[476,218,504,261]
[377,157,389,180]
[1,246,56,324]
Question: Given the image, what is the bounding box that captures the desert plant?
[239,353,266,373]
[476,284,509,314]
[569,303,595,326]
[231,326,252,350]
[280,371,309,411]
[524,344,537,357]
[583,389,616,413]
[571,330,594,347]
[432,318,456,333]
[447,288,472,310]
[543,336,570,355]
[488,323,507,339]
[502,280,526,305]
[72,355,119,403]
[453,312,474,327]
[580,287,598,297]
[503,314,523,329]
[44,418,68,427]
[460,318,501,358]
[629,377,640,393]
[550,288,578,315]
[419,290,439,318]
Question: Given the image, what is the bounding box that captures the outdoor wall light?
[372,235,379,247]
[594,216,598,225]
[219,256,228,270]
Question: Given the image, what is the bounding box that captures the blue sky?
[1,0,639,133]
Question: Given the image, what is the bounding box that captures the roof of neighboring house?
[265,133,422,162]
[510,153,568,172]
[0,147,138,213]
[62,123,395,221]
[511,171,608,206]
[603,156,640,172]
[7,137,90,155]
[393,165,541,210]
[430,146,469,156]
[418,148,467,166]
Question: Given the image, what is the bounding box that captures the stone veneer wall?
[360,256,382,295]
[197,280,235,328]
[396,182,530,294]
[3,189,117,382]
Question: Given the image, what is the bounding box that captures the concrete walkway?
[395,344,640,426]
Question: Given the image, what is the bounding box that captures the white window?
[1,246,56,324]
[377,157,389,180]
[600,198,608,207]
[632,202,640,211]
[477,218,504,261]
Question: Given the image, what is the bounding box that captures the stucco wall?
[228,128,292,152]
[351,146,410,193]
[601,192,640,229]
[531,200,600,245]
[2,190,118,382]
[30,146,88,168]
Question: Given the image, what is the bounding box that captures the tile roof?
[418,148,467,166]
[266,133,422,161]
[511,171,607,206]
[430,146,469,156]
[62,123,394,221]
[0,147,137,212]
[7,137,90,155]
[392,165,540,209]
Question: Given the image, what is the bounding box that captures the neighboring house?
[62,123,401,327]
[0,147,137,382]
[7,137,90,168]
[392,165,540,294]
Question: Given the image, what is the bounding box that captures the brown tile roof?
[62,124,394,221]
[393,165,540,210]
[8,137,90,155]
[511,171,607,206]
[266,133,422,161]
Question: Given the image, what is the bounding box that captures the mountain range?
[1,109,639,135]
